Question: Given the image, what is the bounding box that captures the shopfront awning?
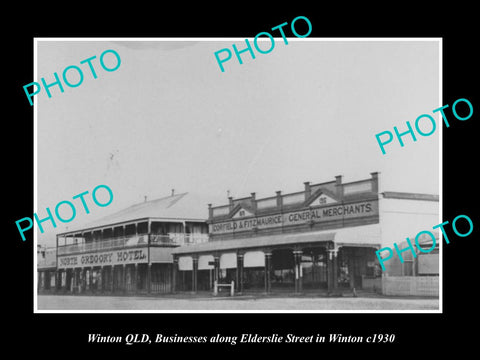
[172,224,381,256]
[334,224,382,248]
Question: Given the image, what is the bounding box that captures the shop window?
[338,257,350,287]
[272,269,294,286]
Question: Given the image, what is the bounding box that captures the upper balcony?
[57,233,210,256]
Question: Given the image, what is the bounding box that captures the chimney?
[370,172,379,193]
[144,195,147,202]
[208,203,213,219]
[228,196,234,212]
[335,175,342,185]
[251,192,257,212]
[304,181,311,200]
[335,175,343,198]
[171,189,175,196]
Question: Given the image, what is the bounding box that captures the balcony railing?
[57,233,209,255]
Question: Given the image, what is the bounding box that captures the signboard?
[210,200,378,235]
[57,248,148,269]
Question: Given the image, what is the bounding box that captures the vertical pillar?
[327,248,338,293]
[171,258,178,293]
[264,251,272,294]
[276,191,282,209]
[293,249,303,294]
[110,266,115,293]
[370,172,379,193]
[332,250,338,291]
[92,267,96,293]
[77,269,81,293]
[72,269,77,293]
[100,266,104,293]
[84,268,89,293]
[89,267,94,293]
[236,252,244,294]
[58,269,64,293]
[41,271,46,292]
[69,269,74,293]
[192,256,198,293]
[54,270,59,292]
[304,181,311,201]
[209,268,213,291]
[59,270,64,292]
[65,269,70,293]
[134,264,138,294]
[348,255,355,290]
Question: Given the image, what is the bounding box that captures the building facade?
[39,192,209,295]
[172,172,439,295]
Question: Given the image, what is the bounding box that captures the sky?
[35,38,440,247]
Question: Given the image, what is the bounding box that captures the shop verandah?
[172,227,382,295]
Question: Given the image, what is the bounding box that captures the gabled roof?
[58,192,209,235]
[172,224,382,255]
